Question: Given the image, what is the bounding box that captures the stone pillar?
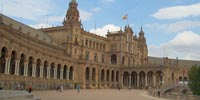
[15,60,20,75]
[60,69,63,79]
[129,75,131,88]
[67,70,69,80]
[153,75,156,87]
[40,66,43,78]
[121,75,123,87]
[47,67,50,79]
[5,58,11,74]
[137,75,139,87]
[24,63,28,76]
[54,68,57,79]
[145,75,148,87]
[32,64,36,77]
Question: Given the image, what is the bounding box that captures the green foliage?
[189,65,200,95]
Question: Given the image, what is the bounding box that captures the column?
[137,75,139,87]
[32,64,36,77]
[24,63,28,76]
[40,66,43,78]
[153,75,156,87]
[129,75,131,88]
[15,60,19,75]
[121,75,123,87]
[67,70,69,80]
[145,75,148,87]
[72,71,74,80]
[5,58,11,74]
[60,69,63,79]
[47,67,50,79]
[54,68,57,79]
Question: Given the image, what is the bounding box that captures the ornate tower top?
[63,0,81,27]
[139,26,144,36]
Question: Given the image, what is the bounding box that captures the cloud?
[79,9,93,21]
[90,24,120,36]
[145,20,200,33]
[91,7,102,13]
[151,3,200,19]
[30,23,52,29]
[149,31,200,60]
[0,0,55,21]
[100,0,116,3]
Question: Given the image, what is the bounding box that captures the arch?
[139,71,145,88]
[69,66,73,80]
[63,65,67,79]
[50,63,55,79]
[28,57,34,77]
[147,71,154,87]
[123,71,129,87]
[9,51,17,75]
[0,47,7,73]
[43,61,48,78]
[116,71,119,82]
[131,71,137,87]
[172,72,175,83]
[19,54,25,76]
[106,69,110,82]
[36,59,41,77]
[111,70,114,82]
[85,67,90,81]
[111,54,117,64]
[101,69,105,82]
[156,71,163,86]
[57,64,61,79]
[92,67,96,81]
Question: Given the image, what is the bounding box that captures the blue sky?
[0,0,200,60]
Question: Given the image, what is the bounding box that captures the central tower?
[63,0,81,28]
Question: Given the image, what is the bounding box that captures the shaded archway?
[156,71,163,87]
[101,69,105,82]
[172,72,175,83]
[9,51,17,75]
[19,54,25,76]
[57,64,61,79]
[69,66,73,80]
[36,59,41,77]
[50,63,55,79]
[116,71,119,82]
[147,71,154,87]
[85,67,90,81]
[131,71,137,87]
[139,71,145,88]
[28,57,34,77]
[123,71,129,87]
[92,68,96,82]
[63,65,67,79]
[111,70,114,82]
[0,47,7,74]
[43,61,48,78]
[106,69,110,82]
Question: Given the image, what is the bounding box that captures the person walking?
[60,85,63,92]
[77,84,80,94]
[28,83,32,93]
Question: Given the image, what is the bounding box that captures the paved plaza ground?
[32,89,168,100]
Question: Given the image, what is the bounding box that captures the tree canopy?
[189,65,200,95]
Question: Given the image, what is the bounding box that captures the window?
[94,53,97,62]
[111,54,117,64]
[101,54,105,63]
[86,51,89,60]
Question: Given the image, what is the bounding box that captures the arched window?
[111,54,117,64]
[85,67,90,81]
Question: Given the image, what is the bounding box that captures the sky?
[0,0,200,61]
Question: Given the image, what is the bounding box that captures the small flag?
[122,14,128,20]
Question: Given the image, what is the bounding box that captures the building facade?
[0,0,199,90]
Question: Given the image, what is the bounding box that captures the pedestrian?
[77,84,80,94]
[60,85,63,92]
[118,86,121,91]
[28,83,32,93]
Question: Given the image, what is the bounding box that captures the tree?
[189,65,200,95]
